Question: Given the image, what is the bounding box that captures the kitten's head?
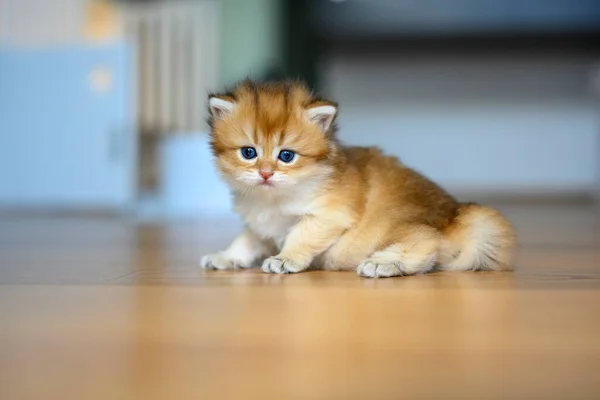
[208,80,339,193]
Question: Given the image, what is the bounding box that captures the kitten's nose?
[259,170,274,181]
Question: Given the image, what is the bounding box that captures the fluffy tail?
[439,203,515,271]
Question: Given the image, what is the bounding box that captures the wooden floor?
[0,202,599,399]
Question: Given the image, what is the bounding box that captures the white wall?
[325,54,600,194]
[0,0,91,47]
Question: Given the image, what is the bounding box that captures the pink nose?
[259,170,274,181]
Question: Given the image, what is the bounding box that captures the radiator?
[122,0,219,135]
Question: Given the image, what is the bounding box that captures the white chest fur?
[233,192,310,248]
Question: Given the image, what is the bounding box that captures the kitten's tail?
[439,203,515,271]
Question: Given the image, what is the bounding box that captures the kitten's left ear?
[305,102,337,132]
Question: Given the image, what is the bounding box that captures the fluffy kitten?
[201,80,515,278]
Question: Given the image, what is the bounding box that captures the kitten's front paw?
[261,256,306,274]
[200,253,251,270]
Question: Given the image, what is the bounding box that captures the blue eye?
[278,150,295,163]
[240,147,257,160]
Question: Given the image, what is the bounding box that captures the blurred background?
[1,0,599,219]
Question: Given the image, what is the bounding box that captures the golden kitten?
[201,80,515,278]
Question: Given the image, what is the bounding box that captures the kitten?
[201,80,515,278]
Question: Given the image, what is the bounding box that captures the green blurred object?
[218,0,283,87]
[218,0,322,91]
[280,0,322,91]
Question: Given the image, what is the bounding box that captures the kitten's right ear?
[208,95,235,120]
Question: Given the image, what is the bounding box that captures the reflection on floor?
[0,202,599,399]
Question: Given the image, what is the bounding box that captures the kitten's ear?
[208,95,235,120]
[305,103,337,132]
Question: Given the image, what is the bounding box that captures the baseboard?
[0,207,126,218]
[448,186,597,205]
[0,203,139,219]
[1,187,597,219]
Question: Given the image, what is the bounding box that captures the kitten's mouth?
[259,181,273,187]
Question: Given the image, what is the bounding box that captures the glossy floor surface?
[1,202,599,399]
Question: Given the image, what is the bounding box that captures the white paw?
[356,260,404,278]
[200,253,252,270]
[261,256,306,274]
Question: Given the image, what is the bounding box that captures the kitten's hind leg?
[357,225,440,278]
